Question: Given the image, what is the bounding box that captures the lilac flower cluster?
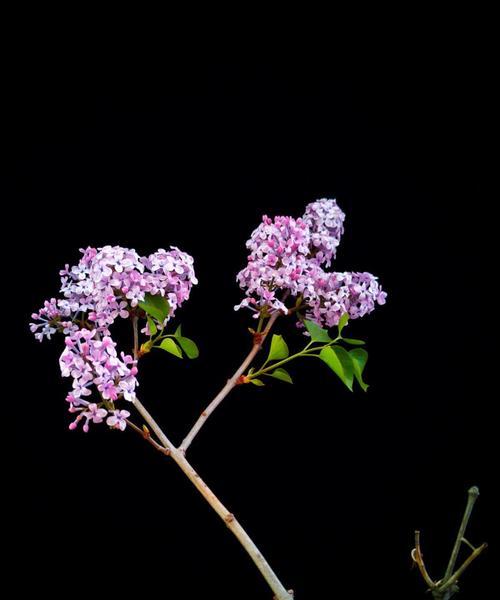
[235,199,386,328]
[235,215,312,314]
[55,245,197,330]
[30,245,197,432]
[62,329,137,432]
[302,198,345,267]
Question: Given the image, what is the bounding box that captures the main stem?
[132,396,293,600]
[131,315,293,599]
[179,311,281,453]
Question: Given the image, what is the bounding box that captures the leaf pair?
[266,335,293,383]
[319,346,368,391]
[160,324,199,360]
[250,334,294,386]
[139,295,199,360]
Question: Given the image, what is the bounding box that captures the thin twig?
[440,543,488,592]
[126,419,170,456]
[412,530,436,589]
[444,486,480,580]
[132,316,139,360]
[179,310,282,453]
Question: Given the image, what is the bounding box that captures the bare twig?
[412,530,436,589]
[441,542,488,593]
[126,419,170,456]
[412,486,487,599]
[444,486,480,580]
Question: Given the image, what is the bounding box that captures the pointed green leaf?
[304,319,332,343]
[350,348,369,392]
[319,346,354,391]
[147,316,157,336]
[267,334,289,362]
[268,368,293,384]
[250,378,265,386]
[176,336,199,359]
[338,312,349,335]
[342,338,366,346]
[159,338,183,358]
[138,293,170,322]
[174,323,182,337]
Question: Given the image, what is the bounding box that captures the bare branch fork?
[411,486,487,600]
[129,314,294,600]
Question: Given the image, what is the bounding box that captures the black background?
[10,56,494,599]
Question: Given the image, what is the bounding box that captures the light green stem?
[249,338,341,379]
[444,486,480,580]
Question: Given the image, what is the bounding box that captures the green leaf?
[176,336,199,359]
[342,338,366,346]
[304,319,332,343]
[159,338,183,359]
[267,334,289,362]
[319,346,354,391]
[338,312,349,335]
[147,317,157,336]
[138,293,170,322]
[350,348,369,392]
[250,378,265,386]
[174,323,182,337]
[268,368,293,384]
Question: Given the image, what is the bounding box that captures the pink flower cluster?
[235,199,386,328]
[235,215,312,314]
[62,329,137,432]
[56,245,198,330]
[30,245,197,432]
[302,198,345,267]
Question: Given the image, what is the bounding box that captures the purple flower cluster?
[235,215,312,314]
[235,199,386,328]
[302,198,345,267]
[30,245,197,432]
[56,245,197,330]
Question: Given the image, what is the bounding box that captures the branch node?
[252,331,264,346]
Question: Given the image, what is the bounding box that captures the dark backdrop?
[10,61,493,599]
